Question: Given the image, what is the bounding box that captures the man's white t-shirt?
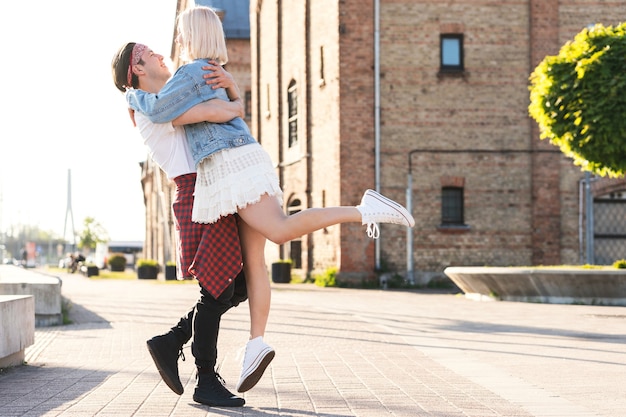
[135,112,196,179]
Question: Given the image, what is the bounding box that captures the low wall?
[444,266,626,306]
[0,265,63,326]
[0,295,35,367]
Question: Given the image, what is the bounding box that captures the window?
[288,199,302,268]
[287,80,298,148]
[441,187,464,225]
[440,34,464,72]
[290,240,302,269]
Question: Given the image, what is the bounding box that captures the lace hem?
[192,144,284,223]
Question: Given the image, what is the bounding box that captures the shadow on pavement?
[0,364,109,415]
[63,297,111,327]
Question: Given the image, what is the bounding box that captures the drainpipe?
[406,150,419,285]
[578,176,584,263]
[277,1,284,259]
[374,0,381,269]
[406,168,414,284]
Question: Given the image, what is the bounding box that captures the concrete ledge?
[0,295,35,367]
[444,266,626,306]
[0,265,62,326]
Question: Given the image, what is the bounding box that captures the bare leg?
[238,194,361,245]
[233,189,413,393]
[236,220,275,393]
[238,219,271,339]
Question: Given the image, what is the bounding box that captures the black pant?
[171,271,247,369]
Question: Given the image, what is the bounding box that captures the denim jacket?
[126,59,256,166]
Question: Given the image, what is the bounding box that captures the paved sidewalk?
[1,266,625,417]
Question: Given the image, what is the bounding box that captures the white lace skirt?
[192,142,284,223]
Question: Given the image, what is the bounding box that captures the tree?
[528,22,626,178]
[77,217,109,251]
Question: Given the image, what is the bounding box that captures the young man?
[112,42,248,407]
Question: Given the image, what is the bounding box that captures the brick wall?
[337,0,378,276]
[143,0,626,281]
[249,0,626,282]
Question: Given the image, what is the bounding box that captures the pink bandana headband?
[126,43,148,88]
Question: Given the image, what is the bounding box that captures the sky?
[0,0,178,243]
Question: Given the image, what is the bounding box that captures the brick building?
[142,0,626,283]
[250,0,626,284]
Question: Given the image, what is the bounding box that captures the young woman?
[126,6,415,394]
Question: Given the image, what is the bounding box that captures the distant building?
[97,241,143,269]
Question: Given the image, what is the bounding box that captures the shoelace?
[366,222,380,239]
[195,365,227,387]
[215,372,226,386]
[178,348,185,362]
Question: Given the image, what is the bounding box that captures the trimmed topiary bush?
[137,258,158,279]
[107,253,127,272]
[529,23,626,177]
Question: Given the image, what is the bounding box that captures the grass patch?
[92,270,136,280]
[313,267,338,287]
[61,297,73,325]
[46,266,135,280]
[154,278,197,285]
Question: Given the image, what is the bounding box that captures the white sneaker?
[236,337,275,393]
[356,189,415,239]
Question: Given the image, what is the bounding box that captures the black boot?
[146,332,185,395]
[193,369,245,407]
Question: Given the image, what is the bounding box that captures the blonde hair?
[177,6,228,64]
